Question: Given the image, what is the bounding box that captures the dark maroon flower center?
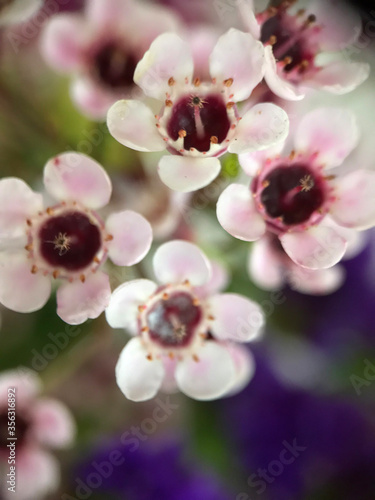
[260,165,324,225]
[166,94,230,152]
[146,292,202,347]
[0,410,30,451]
[39,211,101,271]
[92,42,137,89]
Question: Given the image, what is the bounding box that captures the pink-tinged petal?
[263,46,305,101]
[56,271,111,325]
[160,356,178,394]
[209,28,264,102]
[107,99,166,152]
[294,108,359,168]
[44,152,112,209]
[86,0,130,29]
[216,184,266,241]
[0,0,42,26]
[153,240,211,286]
[106,279,157,332]
[6,448,59,500]
[248,238,285,290]
[305,62,370,95]
[229,103,289,154]
[116,337,165,402]
[280,225,347,270]
[106,210,152,266]
[158,156,221,193]
[239,141,285,177]
[134,33,194,100]
[0,368,41,407]
[70,76,116,120]
[224,343,256,397]
[289,264,345,295]
[0,252,51,313]
[0,178,42,241]
[40,15,88,72]
[187,26,219,81]
[238,0,260,39]
[330,170,375,230]
[32,399,75,449]
[194,259,229,298]
[175,341,236,400]
[209,293,264,342]
[342,230,367,260]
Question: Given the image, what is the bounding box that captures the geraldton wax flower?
[107,29,289,192]
[217,108,375,270]
[0,152,152,324]
[239,0,370,100]
[106,241,263,401]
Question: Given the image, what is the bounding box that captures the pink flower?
[239,0,370,100]
[0,368,75,500]
[0,152,152,324]
[40,0,179,119]
[106,240,263,401]
[0,0,42,26]
[107,29,289,192]
[217,108,375,270]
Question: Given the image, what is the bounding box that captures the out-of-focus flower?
[217,108,375,269]
[107,29,289,192]
[40,0,179,119]
[0,368,75,500]
[106,240,263,401]
[73,435,233,500]
[239,0,370,100]
[0,152,152,324]
[0,0,42,26]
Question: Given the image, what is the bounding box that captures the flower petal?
[40,14,88,72]
[0,252,51,313]
[194,259,229,298]
[107,99,166,152]
[56,271,111,325]
[280,225,347,269]
[44,152,112,209]
[248,238,285,290]
[158,156,221,192]
[106,210,152,266]
[263,46,305,101]
[216,184,266,241]
[224,343,256,397]
[105,279,157,332]
[32,399,75,449]
[209,28,264,102]
[237,0,260,39]
[229,103,289,154]
[153,240,211,286]
[175,341,236,400]
[330,170,375,230]
[0,368,41,405]
[134,33,194,100]
[239,141,285,177]
[294,108,359,168]
[209,293,264,342]
[305,62,370,95]
[289,264,345,295]
[116,337,164,402]
[71,76,116,120]
[0,178,42,241]
[86,0,130,29]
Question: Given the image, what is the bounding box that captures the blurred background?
[0,0,374,499]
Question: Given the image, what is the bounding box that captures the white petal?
[216,184,266,241]
[0,368,41,405]
[57,271,111,325]
[229,103,289,154]
[237,0,260,39]
[305,62,370,95]
[43,152,112,209]
[175,341,236,400]
[224,343,256,397]
[239,141,285,177]
[134,33,194,100]
[106,210,153,266]
[209,293,264,342]
[209,28,264,102]
[295,108,359,168]
[158,156,221,192]
[32,399,75,449]
[0,252,51,313]
[248,238,285,290]
[116,337,164,402]
[289,264,345,295]
[280,225,347,270]
[153,240,211,286]
[105,279,157,332]
[70,76,116,120]
[330,170,375,230]
[107,100,166,152]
